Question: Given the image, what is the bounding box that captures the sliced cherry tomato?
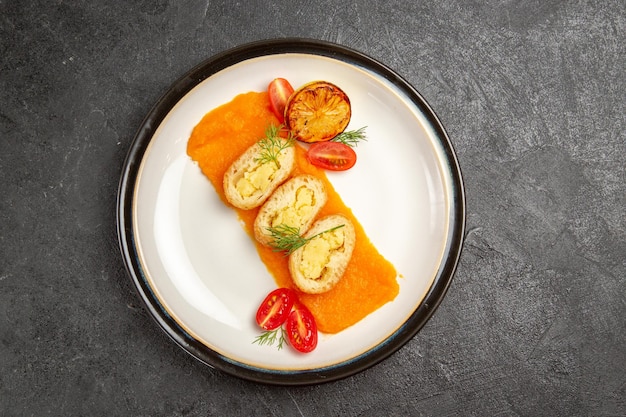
[286,304,318,353]
[255,288,297,330]
[307,141,357,171]
[268,78,294,123]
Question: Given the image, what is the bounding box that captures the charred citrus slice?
[285,81,351,143]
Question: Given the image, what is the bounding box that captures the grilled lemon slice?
[285,81,351,143]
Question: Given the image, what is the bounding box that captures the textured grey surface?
[1,0,625,416]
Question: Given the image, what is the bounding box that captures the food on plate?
[187,92,281,208]
[328,126,368,147]
[267,78,294,123]
[187,89,399,335]
[263,220,344,255]
[255,287,297,330]
[285,81,351,143]
[252,287,319,353]
[307,141,357,171]
[289,215,355,294]
[270,77,367,171]
[223,124,295,209]
[252,326,287,350]
[254,175,327,247]
[285,303,318,353]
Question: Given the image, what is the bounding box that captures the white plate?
[117,39,465,385]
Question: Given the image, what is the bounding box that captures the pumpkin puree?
[187,91,399,334]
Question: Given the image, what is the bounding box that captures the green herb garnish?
[266,223,345,254]
[253,327,287,350]
[331,126,367,147]
[255,124,295,168]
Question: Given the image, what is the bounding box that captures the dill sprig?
[255,124,295,168]
[331,126,367,147]
[266,223,345,255]
[253,327,287,350]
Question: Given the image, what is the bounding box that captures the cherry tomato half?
[268,78,294,123]
[286,304,318,353]
[307,141,357,171]
[255,288,297,330]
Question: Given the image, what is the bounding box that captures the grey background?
[2,1,624,416]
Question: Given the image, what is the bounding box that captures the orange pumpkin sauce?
[187,91,399,333]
